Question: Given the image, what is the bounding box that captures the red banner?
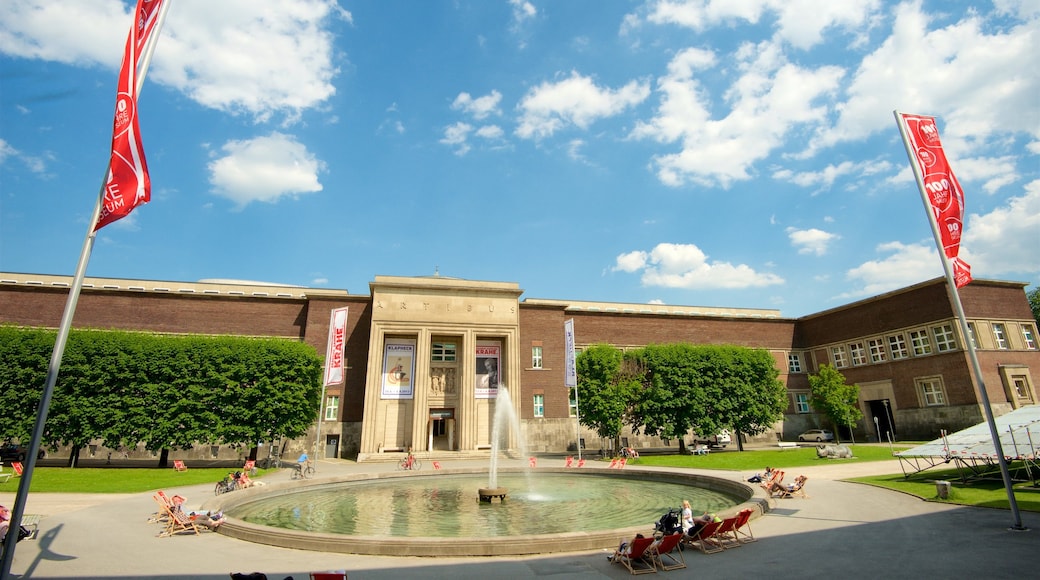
[323,307,349,386]
[96,0,165,230]
[898,113,972,288]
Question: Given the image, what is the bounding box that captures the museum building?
[1,271,1037,462]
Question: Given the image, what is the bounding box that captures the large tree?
[574,343,640,453]
[808,364,863,442]
[1028,286,1040,328]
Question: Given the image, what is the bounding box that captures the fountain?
[479,386,522,502]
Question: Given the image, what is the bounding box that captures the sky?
[1,0,1037,319]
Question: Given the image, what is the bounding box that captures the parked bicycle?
[397,451,421,471]
[214,474,238,495]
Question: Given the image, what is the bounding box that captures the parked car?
[798,429,835,442]
[694,429,732,448]
[0,443,45,463]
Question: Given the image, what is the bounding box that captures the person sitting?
[168,495,226,530]
[748,466,773,483]
[686,512,721,537]
[769,474,807,496]
[608,533,645,562]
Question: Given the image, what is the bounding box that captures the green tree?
[574,344,640,453]
[808,364,863,442]
[1027,286,1040,327]
[633,343,786,452]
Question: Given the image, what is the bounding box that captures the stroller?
[655,508,683,537]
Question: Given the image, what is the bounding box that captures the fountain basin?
[207,467,761,556]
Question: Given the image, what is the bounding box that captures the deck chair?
[773,475,809,499]
[649,532,686,571]
[243,459,256,473]
[12,462,24,477]
[711,515,743,549]
[732,508,757,543]
[608,458,620,468]
[159,504,201,537]
[565,456,574,467]
[173,460,188,472]
[577,458,586,467]
[686,520,724,554]
[611,536,657,575]
[148,493,173,524]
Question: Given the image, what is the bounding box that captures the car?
[0,443,45,463]
[798,429,835,442]
[694,429,732,448]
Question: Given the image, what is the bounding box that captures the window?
[849,342,867,366]
[432,342,456,362]
[795,393,810,414]
[568,388,578,417]
[1022,325,1037,350]
[932,324,957,352]
[788,353,802,373]
[888,334,909,359]
[966,322,978,348]
[831,345,848,368]
[918,378,946,406]
[909,329,932,356]
[532,394,544,417]
[324,395,340,420]
[532,346,543,369]
[993,324,1009,349]
[868,338,887,363]
[1012,378,1029,400]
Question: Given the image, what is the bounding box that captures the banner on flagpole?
[96,0,166,230]
[896,113,972,288]
[323,307,348,386]
[564,319,577,388]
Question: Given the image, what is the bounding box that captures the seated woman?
[169,495,226,530]
[608,533,645,562]
[686,512,721,537]
[768,474,807,496]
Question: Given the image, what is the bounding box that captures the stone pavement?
[1,455,1035,579]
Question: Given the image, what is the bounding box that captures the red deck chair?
[12,462,24,477]
[711,515,743,549]
[173,460,187,472]
[577,458,586,467]
[565,456,574,467]
[528,457,537,468]
[611,536,657,575]
[733,508,757,543]
[686,520,724,554]
[649,532,686,571]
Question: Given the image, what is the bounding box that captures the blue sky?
[1,0,1037,318]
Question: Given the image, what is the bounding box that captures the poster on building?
[475,344,500,399]
[381,341,415,399]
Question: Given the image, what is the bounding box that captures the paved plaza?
[2,456,1035,579]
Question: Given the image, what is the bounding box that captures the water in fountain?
[488,385,526,489]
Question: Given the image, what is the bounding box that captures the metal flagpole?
[0,4,172,576]
[894,110,1026,531]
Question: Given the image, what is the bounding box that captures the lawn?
[630,444,907,472]
[0,466,274,493]
[851,468,1040,513]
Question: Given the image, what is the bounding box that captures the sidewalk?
[2,457,1036,579]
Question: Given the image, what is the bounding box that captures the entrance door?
[325,435,339,459]
[867,399,896,442]
[430,408,455,450]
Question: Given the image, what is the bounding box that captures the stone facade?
[1,272,1037,459]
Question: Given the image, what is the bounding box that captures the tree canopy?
[0,326,323,465]
[575,342,788,453]
[808,364,863,441]
[1028,286,1039,328]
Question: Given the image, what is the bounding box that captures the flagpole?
[0,4,171,576]
[894,110,1025,531]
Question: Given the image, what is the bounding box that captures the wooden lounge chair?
[732,508,757,543]
[711,515,743,549]
[12,462,24,477]
[773,475,809,499]
[158,504,201,537]
[611,536,657,574]
[649,532,686,571]
[686,520,724,554]
[173,460,188,472]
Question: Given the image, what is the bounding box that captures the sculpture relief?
[430,367,457,395]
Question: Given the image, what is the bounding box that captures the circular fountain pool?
[211,467,756,556]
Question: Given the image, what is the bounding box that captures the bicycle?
[397,452,421,471]
[290,459,315,480]
[214,474,238,495]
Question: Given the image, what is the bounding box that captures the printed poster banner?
[564,319,577,387]
[97,0,166,230]
[896,112,972,288]
[475,345,500,399]
[323,307,348,386]
[381,341,415,399]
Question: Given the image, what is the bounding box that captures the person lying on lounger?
[768,474,807,495]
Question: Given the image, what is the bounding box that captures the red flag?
[96,0,166,231]
[323,307,349,386]
[898,113,972,288]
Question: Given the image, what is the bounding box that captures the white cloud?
[842,241,942,299]
[510,0,537,22]
[440,122,473,155]
[208,132,325,206]
[787,227,839,256]
[613,243,784,289]
[515,72,650,139]
[631,42,844,187]
[0,138,48,175]
[0,0,129,66]
[643,0,881,49]
[962,179,1040,276]
[452,90,503,120]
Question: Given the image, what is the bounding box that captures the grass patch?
[0,467,274,493]
[851,468,1040,512]
[611,444,908,472]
